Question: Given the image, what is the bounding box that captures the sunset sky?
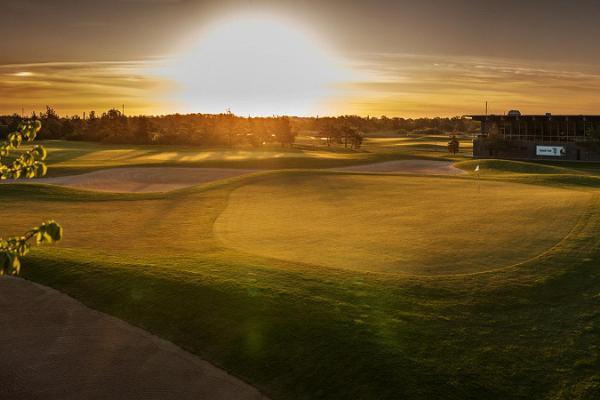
[2,0,600,117]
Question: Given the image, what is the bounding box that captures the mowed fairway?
[216,174,589,275]
[26,140,436,177]
[2,174,588,276]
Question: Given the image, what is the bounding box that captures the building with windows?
[470,111,600,161]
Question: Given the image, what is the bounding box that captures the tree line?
[0,107,478,148]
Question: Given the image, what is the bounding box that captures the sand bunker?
[12,167,258,193]
[1,161,463,194]
[334,160,465,175]
[0,277,267,400]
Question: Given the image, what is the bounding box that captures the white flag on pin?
[475,165,480,172]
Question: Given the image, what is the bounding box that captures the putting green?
[215,174,591,275]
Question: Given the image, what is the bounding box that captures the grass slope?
[25,139,450,177]
[455,159,600,189]
[2,170,600,399]
[363,137,472,154]
[455,159,580,175]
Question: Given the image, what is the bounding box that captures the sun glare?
[162,15,352,116]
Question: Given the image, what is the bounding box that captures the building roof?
[469,114,600,122]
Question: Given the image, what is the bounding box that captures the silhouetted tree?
[275,117,296,147]
[0,107,478,148]
[448,135,460,155]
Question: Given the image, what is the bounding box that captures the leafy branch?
[0,120,48,179]
[0,121,63,275]
[0,221,63,275]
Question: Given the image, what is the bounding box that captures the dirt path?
[9,167,258,193]
[333,160,464,175]
[0,277,268,400]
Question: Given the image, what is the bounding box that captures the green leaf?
[10,254,20,275]
[33,145,47,160]
[34,162,47,177]
[32,120,42,133]
[44,221,63,242]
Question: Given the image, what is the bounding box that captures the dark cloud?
[2,1,600,64]
[118,0,185,3]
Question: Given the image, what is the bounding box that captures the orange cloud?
[2,55,600,118]
[325,54,600,117]
[0,61,176,116]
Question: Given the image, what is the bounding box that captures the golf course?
[3,137,600,399]
[5,1,600,397]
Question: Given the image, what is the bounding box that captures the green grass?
[454,159,600,189]
[455,159,582,175]
[27,139,450,177]
[3,167,600,399]
[216,174,589,275]
[363,137,473,154]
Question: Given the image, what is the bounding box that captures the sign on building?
[536,146,566,157]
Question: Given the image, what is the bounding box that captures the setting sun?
[161,15,353,116]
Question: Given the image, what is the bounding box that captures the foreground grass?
[2,170,600,399]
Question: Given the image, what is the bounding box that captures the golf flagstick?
[475,164,481,236]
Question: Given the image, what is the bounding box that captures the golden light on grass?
[161,14,354,116]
